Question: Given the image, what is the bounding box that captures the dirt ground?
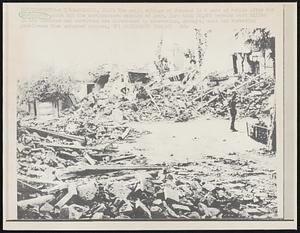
[121,117,276,165]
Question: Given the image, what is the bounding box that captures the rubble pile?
[17,147,277,220]
[237,77,275,118]
[196,73,275,119]
[130,73,274,121]
[133,84,199,122]
[60,82,201,123]
[19,71,274,124]
[16,68,277,220]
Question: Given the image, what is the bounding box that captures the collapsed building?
[16,29,277,220]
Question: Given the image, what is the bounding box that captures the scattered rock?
[115,214,131,219]
[59,204,87,220]
[206,207,220,217]
[150,206,164,218]
[187,211,201,219]
[135,178,155,195]
[91,212,104,219]
[108,182,132,200]
[202,183,216,192]
[164,186,179,203]
[198,202,209,216]
[172,204,191,212]
[162,201,179,218]
[119,200,134,215]
[93,203,107,213]
[152,199,163,206]
[77,181,98,201]
[135,199,152,219]
[39,202,54,214]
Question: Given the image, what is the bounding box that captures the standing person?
[266,93,276,151]
[229,91,238,132]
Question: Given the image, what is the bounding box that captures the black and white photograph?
[3,2,297,230]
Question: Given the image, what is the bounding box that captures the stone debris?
[91,212,104,219]
[135,199,152,219]
[164,186,180,203]
[77,181,98,202]
[16,66,277,220]
[172,204,191,212]
[16,149,277,219]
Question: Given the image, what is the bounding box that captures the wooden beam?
[55,184,77,209]
[24,127,85,143]
[37,142,106,152]
[235,72,266,91]
[144,88,162,115]
[246,77,269,90]
[17,180,44,194]
[119,128,131,140]
[197,95,219,110]
[43,183,69,194]
[57,165,165,180]
[193,88,213,102]
[196,72,267,111]
[83,152,96,165]
[89,153,112,159]
[18,194,55,208]
[17,175,62,185]
[110,155,136,163]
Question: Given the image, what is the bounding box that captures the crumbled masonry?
[17,70,276,220]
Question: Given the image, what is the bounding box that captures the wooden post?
[57,99,60,117]
[33,99,37,118]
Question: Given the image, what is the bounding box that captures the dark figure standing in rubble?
[229,92,238,132]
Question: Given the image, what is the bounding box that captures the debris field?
[17,70,277,220]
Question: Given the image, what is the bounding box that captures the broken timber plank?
[17,175,62,185]
[118,128,131,140]
[196,73,268,111]
[37,142,106,152]
[235,72,266,91]
[57,165,165,179]
[89,153,112,159]
[17,179,45,195]
[193,89,213,102]
[197,95,219,110]
[18,194,55,208]
[150,82,172,90]
[58,151,78,162]
[55,184,77,209]
[43,183,69,194]
[24,127,85,143]
[144,88,162,115]
[83,152,96,165]
[246,78,269,90]
[110,155,136,163]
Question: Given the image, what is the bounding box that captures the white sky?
[16,26,252,81]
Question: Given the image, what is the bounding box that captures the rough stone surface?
[172,204,191,212]
[39,202,54,214]
[92,212,104,219]
[164,186,179,203]
[77,181,98,201]
[135,199,152,219]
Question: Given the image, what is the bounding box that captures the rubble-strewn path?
[17,116,278,220]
